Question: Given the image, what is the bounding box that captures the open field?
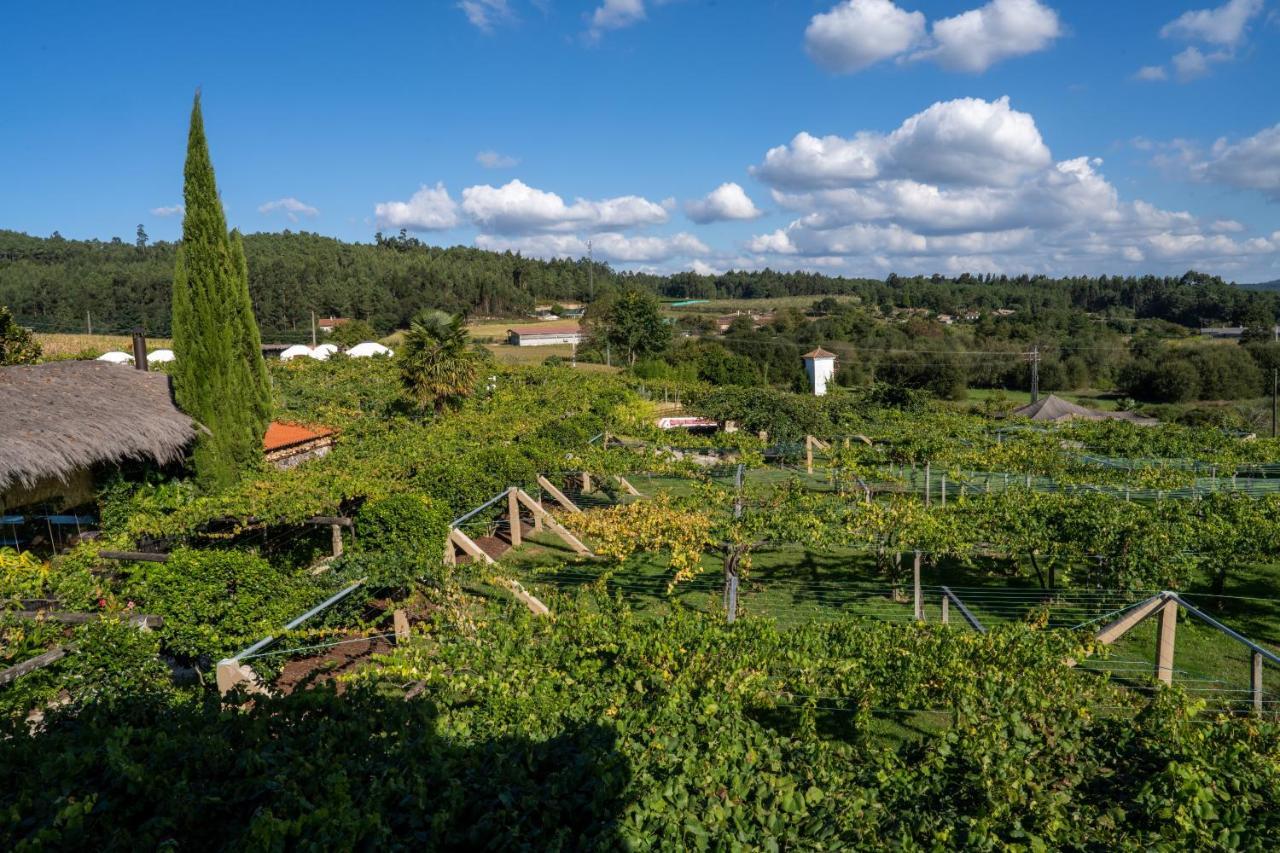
[482,342,619,372]
[466,317,570,342]
[34,332,172,358]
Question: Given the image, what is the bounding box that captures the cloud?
[804,0,1060,74]
[1160,0,1263,46]
[1134,65,1168,81]
[1171,45,1233,81]
[460,179,669,234]
[914,0,1062,73]
[751,96,1050,190]
[374,183,461,231]
[258,197,319,223]
[150,205,184,217]
[689,259,724,276]
[685,183,763,223]
[804,0,926,73]
[458,0,513,33]
[588,0,646,38]
[475,231,708,263]
[1194,124,1280,199]
[476,150,519,169]
[743,99,1280,277]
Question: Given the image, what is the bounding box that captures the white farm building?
[506,324,585,347]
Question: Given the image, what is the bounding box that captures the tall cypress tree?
[171,93,271,489]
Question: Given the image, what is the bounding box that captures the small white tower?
[802,347,837,396]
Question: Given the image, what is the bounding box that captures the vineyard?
[4,359,1280,847]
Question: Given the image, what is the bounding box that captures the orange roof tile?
[263,421,335,453]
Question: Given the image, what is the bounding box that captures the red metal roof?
[263,421,335,453]
[508,324,583,336]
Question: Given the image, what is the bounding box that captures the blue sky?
[2,0,1278,281]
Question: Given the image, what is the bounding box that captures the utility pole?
[1272,368,1277,439]
[85,310,92,335]
[310,311,317,347]
[1028,344,1040,403]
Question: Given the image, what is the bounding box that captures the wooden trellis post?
[537,475,581,512]
[580,471,592,493]
[940,595,950,625]
[913,551,923,621]
[331,524,344,558]
[1252,651,1264,714]
[514,490,593,556]
[449,528,495,565]
[1155,598,1177,685]
[806,435,814,474]
[507,487,522,548]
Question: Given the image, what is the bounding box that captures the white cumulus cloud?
[476,150,519,169]
[1134,65,1168,81]
[258,197,319,223]
[1160,0,1263,46]
[914,0,1062,73]
[804,0,926,73]
[685,183,763,223]
[804,0,1060,74]
[1194,124,1280,200]
[751,96,1050,190]
[374,183,461,231]
[588,0,646,38]
[150,205,184,217]
[461,179,669,234]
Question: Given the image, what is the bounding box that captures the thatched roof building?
[1012,394,1157,425]
[0,361,197,509]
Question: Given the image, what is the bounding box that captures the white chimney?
[802,348,837,396]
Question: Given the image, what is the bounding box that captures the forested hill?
[1,228,1275,338]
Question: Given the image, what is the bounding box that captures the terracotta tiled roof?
[802,347,838,359]
[263,421,335,453]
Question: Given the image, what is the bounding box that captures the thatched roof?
[1012,394,1158,425]
[0,361,197,492]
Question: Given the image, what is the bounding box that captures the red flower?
[97,598,107,609]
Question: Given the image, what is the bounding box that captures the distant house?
[507,324,585,347]
[317,316,349,334]
[263,422,336,470]
[714,311,774,333]
[937,314,954,325]
[0,361,196,512]
[993,308,1016,317]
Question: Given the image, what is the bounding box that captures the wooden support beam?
[306,516,353,528]
[330,524,344,558]
[1094,594,1167,646]
[580,471,592,493]
[443,537,456,565]
[536,475,581,513]
[614,475,642,496]
[0,646,67,687]
[507,487,522,548]
[514,490,593,556]
[941,595,949,625]
[498,578,551,616]
[1252,651,1264,715]
[1155,599,1177,686]
[99,549,169,563]
[9,611,162,629]
[449,528,495,565]
[393,609,410,642]
[806,435,814,475]
[215,658,270,699]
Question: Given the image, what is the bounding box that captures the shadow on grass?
[0,686,631,849]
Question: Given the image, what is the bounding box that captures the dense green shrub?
[350,493,451,587]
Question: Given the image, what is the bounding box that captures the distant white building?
[802,347,837,396]
[507,324,585,347]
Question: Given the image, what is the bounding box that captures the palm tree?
[398,310,481,414]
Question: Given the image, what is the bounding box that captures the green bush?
[352,494,451,587]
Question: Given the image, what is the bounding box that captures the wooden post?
[507,487,522,548]
[514,490,593,556]
[537,475,581,513]
[330,524,344,558]
[940,475,947,507]
[806,436,814,475]
[941,595,950,625]
[913,551,923,621]
[215,658,269,699]
[1252,651,1264,715]
[449,528,495,565]
[580,471,591,493]
[443,537,456,565]
[924,462,931,506]
[131,328,148,370]
[393,609,410,642]
[614,475,642,496]
[1094,594,1166,646]
[1154,599,1177,686]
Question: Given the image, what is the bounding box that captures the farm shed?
[506,324,584,347]
[264,421,336,469]
[0,361,197,511]
[1012,394,1158,426]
